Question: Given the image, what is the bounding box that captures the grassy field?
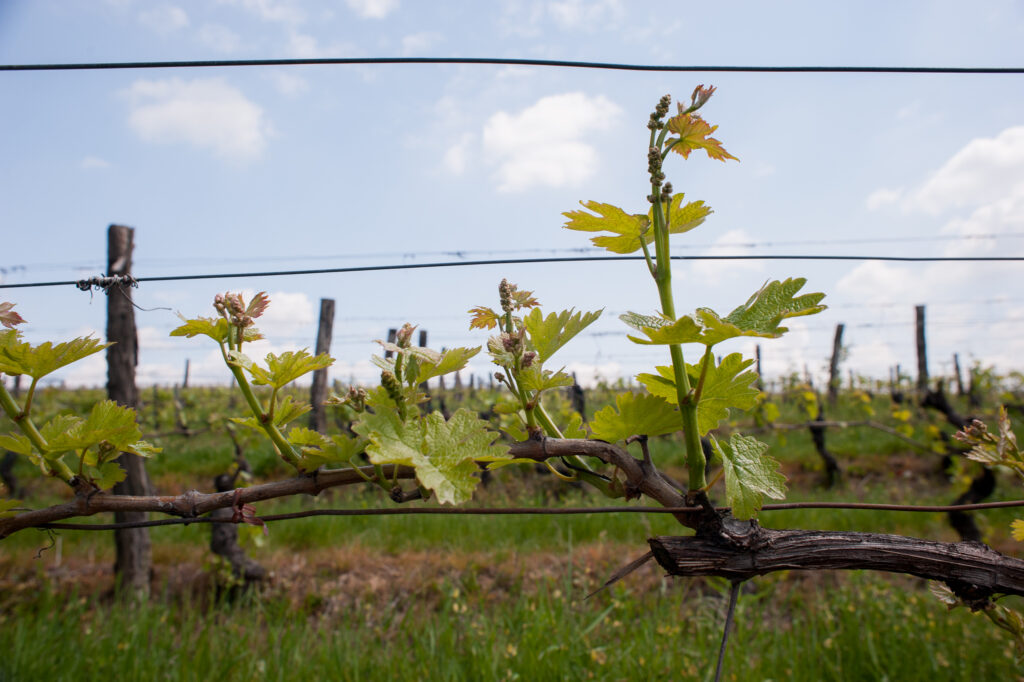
[2,385,1023,680]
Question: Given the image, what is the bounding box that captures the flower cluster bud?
[656,94,671,118]
[213,293,227,317]
[521,351,537,368]
[648,146,665,192]
[648,94,672,129]
[499,278,513,314]
[381,370,404,405]
[661,182,673,204]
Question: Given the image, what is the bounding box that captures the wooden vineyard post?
[828,323,844,404]
[384,328,397,359]
[754,344,763,390]
[181,358,190,389]
[916,305,928,395]
[953,353,965,396]
[417,329,431,411]
[106,224,153,598]
[309,298,335,434]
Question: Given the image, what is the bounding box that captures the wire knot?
[75,275,138,293]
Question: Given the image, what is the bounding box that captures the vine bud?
[689,84,715,112]
[346,386,368,412]
[521,351,537,368]
[396,323,416,349]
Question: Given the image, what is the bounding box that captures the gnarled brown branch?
[650,529,1024,597]
[0,437,660,539]
[0,463,416,539]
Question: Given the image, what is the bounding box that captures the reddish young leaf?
[666,112,738,163]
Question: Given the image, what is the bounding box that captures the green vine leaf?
[636,353,759,435]
[285,426,368,472]
[0,498,21,519]
[523,307,603,364]
[624,314,704,346]
[229,349,332,389]
[0,336,111,380]
[0,433,34,458]
[91,461,127,490]
[518,366,574,393]
[170,316,230,343]
[414,346,480,385]
[624,279,825,347]
[421,409,510,504]
[355,408,508,505]
[562,201,651,254]
[699,278,826,345]
[232,395,311,431]
[590,392,679,443]
[563,411,587,439]
[659,194,713,235]
[40,401,158,461]
[712,433,786,520]
[170,316,264,344]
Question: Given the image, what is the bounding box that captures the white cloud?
[499,0,622,35]
[481,92,621,192]
[266,70,309,96]
[865,187,903,210]
[285,31,353,58]
[906,126,1024,214]
[548,0,623,29]
[940,189,1024,256]
[563,360,622,388]
[866,125,1024,256]
[401,31,442,55]
[124,78,272,162]
[254,290,316,335]
[197,23,241,52]
[687,228,764,284]
[835,260,930,306]
[219,0,305,24]
[80,156,111,170]
[443,133,474,175]
[346,0,398,19]
[138,5,189,34]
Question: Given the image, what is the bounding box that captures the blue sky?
[1,1,1023,390]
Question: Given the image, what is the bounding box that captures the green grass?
[4,385,1024,679]
[0,562,1019,681]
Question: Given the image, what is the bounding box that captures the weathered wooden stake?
[182,358,190,388]
[106,224,152,598]
[828,323,844,404]
[915,305,928,394]
[384,328,397,359]
[309,298,335,434]
[754,344,763,389]
[151,385,159,430]
[417,330,431,411]
[953,353,965,396]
